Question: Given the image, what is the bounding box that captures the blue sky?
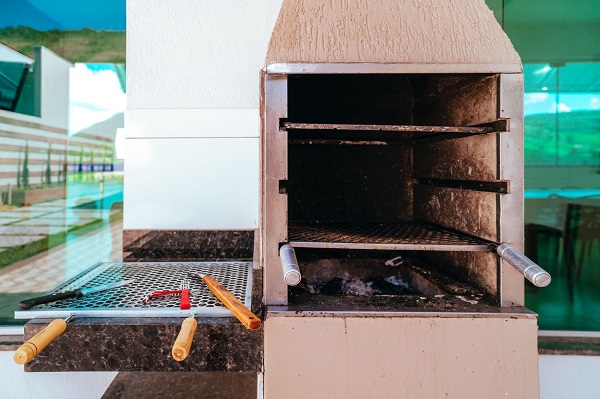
[0,0,125,30]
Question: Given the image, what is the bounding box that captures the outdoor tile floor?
[0,182,123,321]
[0,221,122,294]
[0,235,47,246]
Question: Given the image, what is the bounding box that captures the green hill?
[525,110,600,165]
[0,26,125,63]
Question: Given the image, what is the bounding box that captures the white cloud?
[525,93,549,104]
[590,97,600,110]
[548,102,572,113]
[69,64,126,134]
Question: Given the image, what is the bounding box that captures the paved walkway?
[0,181,121,249]
[0,181,123,293]
[0,220,122,293]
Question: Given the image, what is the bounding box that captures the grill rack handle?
[497,243,551,288]
[280,244,302,286]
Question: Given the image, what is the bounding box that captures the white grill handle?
[280,244,302,286]
[497,243,551,288]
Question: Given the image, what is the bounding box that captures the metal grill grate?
[15,262,252,319]
[288,221,493,251]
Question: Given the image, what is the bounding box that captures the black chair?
[525,223,563,273]
[563,204,600,282]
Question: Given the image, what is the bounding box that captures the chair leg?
[565,236,574,281]
[577,241,591,280]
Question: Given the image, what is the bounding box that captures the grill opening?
[289,248,489,304]
[284,73,505,300]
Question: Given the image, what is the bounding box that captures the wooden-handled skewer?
[14,317,70,364]
[189,272,261,330]
[172,315,197,362]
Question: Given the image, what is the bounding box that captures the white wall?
[124,0,282,230]
[38,47,72,131]
[539,355,600,399]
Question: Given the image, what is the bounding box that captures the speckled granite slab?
[102,372,257,399]
[123,230,254,261]
[24,317,262,372]
[22,230,263,373]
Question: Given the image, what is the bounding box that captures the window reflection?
[0,2,125,325]
[524,63,600,166]
[0,45,39,119]
[489,0,600,331]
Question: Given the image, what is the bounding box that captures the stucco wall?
[123,0,282,230]
[266,0,520,65]
[127,0,282,109]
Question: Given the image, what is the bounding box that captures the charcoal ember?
[295,276,416,296]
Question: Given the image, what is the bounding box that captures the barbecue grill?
[260,1,547,397]
[16,1,549,397]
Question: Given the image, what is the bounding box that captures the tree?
[62,155,68,185]
[21,141,30,188]
[45,144,52,186]
[16,150,21,188]
[78,147,84,181]
[90,150,95,173]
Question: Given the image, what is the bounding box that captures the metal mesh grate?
[15,262,252,319]
[288,221,493,251]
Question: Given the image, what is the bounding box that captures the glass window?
[0,2,125,326]
[0,46,37,116]
[524,63,600,166]
[488,0,600,331]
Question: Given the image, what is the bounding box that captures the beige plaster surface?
[265,315,539,398]
[267,0,520,66]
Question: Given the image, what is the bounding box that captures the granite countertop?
[24,316,262,372]
[21,230,263,372]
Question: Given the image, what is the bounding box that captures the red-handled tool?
[145,279,191,310]
[180,279,190,309]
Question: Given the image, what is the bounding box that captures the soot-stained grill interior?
[283,73,505,302]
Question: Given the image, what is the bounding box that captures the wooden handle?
[203,275,261,330]
[13,319,67,364]
[172,317,197,362]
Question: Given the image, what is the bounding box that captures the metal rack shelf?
[283,119,509,144]
[288,221,494,252]
[15,261,253,319]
